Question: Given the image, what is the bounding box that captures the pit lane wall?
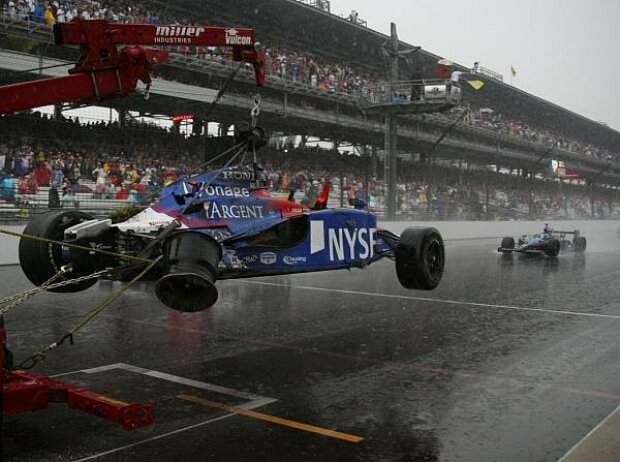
[1,220,619,266]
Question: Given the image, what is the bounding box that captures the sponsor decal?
[260,252,277,265]
[225,28,252,46]
[147,219,174,226]
[155,26,205,37]
[310,220,376,262]
[203,185,250,197]
[154,26,205,44]
[220,170,255,181]
[283,256,306,265]
[223,250,259,266]
[241,255,259,263]
[223,249,241,266]
[204,201,265,220]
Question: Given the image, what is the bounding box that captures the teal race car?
[498,224,587,256]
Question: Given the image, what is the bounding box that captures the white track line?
[52,362,277,462]
[557,402,620,461]
[54,363,274,401]
[241,281,620,320]
[112,363,266,401]
[70,397,272,462]
[51,363,125,377]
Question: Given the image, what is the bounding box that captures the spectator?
[44,5,55,26]
[0,174,15,203]
[48,185,60,208]
[33,2,44,23]
[60,189,78,208]
[51,164,64,188]
[450,69,464,87]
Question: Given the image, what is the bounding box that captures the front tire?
[395,227,444,290]
[18,210,97,292]
[544,239,561,257]
[574,236,587,252]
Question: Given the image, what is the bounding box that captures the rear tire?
[500,237,515,253]
[395,227,444,290]
[545,239,561,257]
[18,210,97,292]
[574,236,587,252]
[155,231,222,312]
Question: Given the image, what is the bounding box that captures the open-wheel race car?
[18,166,445,312]
[498,224,587,257]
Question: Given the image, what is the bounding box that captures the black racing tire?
[574,236,587,252]
[18,210,98,292]
[500,237,515,253]
[395,227,444,291]
[544,238,561,257]
[155,231,222,312]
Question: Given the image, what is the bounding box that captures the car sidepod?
[219,209,390,278]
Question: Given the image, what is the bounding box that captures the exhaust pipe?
[155,232,221,312]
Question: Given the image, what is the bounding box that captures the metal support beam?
[527,139,559,219]
[371,144,377,178]
[387,114,398,217]
[588,155,619,218]
[118,108,127,128]
[53,104,63,120]
[385,22,399,218]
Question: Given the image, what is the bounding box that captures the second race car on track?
[498,224,587,256]
[18,166,445,312]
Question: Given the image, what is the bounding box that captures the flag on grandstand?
[510,65,517,77]
[466,79,485,90]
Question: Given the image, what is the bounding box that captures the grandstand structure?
[1,0,619,219]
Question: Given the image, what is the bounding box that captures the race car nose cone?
[155,272,218,312]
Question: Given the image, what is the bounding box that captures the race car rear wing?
[551,230,580,237]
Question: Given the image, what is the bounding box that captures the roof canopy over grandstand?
[143,0,620,153]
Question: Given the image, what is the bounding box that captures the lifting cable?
[180,139,249,216]
[203,61,245,161]
[0,269,108,317]
[16,256,162,370]
[179,87,262,215]
[1,59,264,369]
[0,227,154,264]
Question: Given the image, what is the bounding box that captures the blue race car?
[18,166,445,312]
[498,224,586,256]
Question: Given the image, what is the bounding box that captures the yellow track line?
[178,393,364,444]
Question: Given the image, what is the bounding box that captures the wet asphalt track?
[3,236,620,462]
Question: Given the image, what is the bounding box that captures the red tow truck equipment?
[0,18,264,430]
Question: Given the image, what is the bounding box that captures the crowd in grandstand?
[1,1,618,220]
[4,0,617,164]
[257,146,617,220]
[0,113,617,220]
[3,0,616,164]
[3,0,163,25]
[454,106,616,161]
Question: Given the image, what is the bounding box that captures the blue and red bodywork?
[141,168,399,279]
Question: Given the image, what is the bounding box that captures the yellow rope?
[0,227,154,264]
[17,256,163,370]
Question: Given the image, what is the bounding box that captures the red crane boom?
[0,20,265,114]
